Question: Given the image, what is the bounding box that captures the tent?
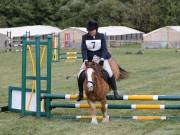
[0,33,9,50]
[0,25,62,47]
[98,26,143,47]
[60,26,143,48]
[0,25,61,38]
[143,26,180,49]
[60,27,87,48]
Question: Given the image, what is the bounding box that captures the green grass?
[1,47,180,135]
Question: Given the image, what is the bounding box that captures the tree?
[0,0,179,32]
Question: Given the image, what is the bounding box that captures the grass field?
[1,46,180,135]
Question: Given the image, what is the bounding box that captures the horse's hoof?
[102,116,109,123]
[102,118,109,123]
[91,120,98,124]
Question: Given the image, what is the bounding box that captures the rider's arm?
[81,35,88,61]
[101,34,108,60]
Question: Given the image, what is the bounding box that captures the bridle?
[85,67,95,86]
[87,80,95,85]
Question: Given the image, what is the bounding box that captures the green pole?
[35,35,41,117]
[21,35,27,116]
[46,35,52,117]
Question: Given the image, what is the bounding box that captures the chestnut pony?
[84,58,128,124]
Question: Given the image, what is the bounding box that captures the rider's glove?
[99,58,104,66]
[84,59,88,65]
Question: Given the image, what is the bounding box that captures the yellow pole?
[26,46,36,111]
[26,46,46,111]
[40,46,46,68]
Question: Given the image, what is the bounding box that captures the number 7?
[91,42,95,48]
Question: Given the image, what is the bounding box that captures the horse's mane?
[86,62,103,78]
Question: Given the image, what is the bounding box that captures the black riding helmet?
[86,20,98,31]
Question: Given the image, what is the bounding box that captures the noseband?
[87,81,95,85]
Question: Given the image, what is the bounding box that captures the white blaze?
[86,68,94,91]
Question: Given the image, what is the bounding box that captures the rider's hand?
[99,58,104,66]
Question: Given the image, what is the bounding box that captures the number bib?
[86,40,101,51]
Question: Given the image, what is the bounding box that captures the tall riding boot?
[109,75,120,99]
[77,71,86,101]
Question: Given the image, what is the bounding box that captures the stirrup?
[76,94,83,101]
[113,91,120,99]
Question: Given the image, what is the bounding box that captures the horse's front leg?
[88,100,98,124]
[101,100,109,123]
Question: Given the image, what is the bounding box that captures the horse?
[84,59,128,124]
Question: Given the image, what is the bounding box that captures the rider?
[77,20,120,101]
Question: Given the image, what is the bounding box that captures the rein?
[85,62,104,87]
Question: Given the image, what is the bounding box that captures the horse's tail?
[108,58,129,81]
[118,65,129,80]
